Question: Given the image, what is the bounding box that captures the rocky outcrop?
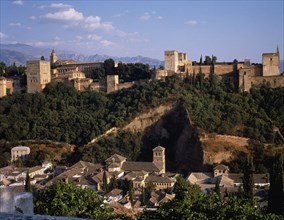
[123,102,178,131]
[87,101,252,173]
[201,134,250,164]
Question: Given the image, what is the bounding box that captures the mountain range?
[0,43,283,73]
[0,43,164,67]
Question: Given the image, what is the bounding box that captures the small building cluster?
[1,146,178,211]
[0,50,136,97]
[187,164,270,202]
[1,145,272,213]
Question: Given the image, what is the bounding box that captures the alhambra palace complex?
[0,48,283,97]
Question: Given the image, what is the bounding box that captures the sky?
[0,0,283,63]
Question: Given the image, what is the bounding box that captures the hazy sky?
[0,0,283,62]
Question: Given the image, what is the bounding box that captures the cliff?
[116,101,251,172]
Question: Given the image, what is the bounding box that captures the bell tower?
[152,146,165,174]
[50,49,58,65]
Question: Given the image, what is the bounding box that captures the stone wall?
[0,77,7,98]
[0,188,33,214]
[241,75,284,92]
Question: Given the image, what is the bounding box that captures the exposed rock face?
[88,101,252,173]
[201,134,250,164]
[123,102,178,131]
[124,102,251,173]
[138,102,204,172]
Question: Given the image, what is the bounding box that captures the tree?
[103,171,109,193]
[128,180,134,207]
[199,55,203,65]
[243,155,255,201]
[109,174,118,190]
[268,153,284,215]
[140,187,146,206]
[104,58,115,75]
[34,181,114,219]
[204,56,212,65]
[212,55,217,64]
[25,170,32,192]
[214,177,221,199]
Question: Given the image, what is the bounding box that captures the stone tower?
[152,146,166,174]
[164,50,179,74]
[26,60,51,93]
[106,75,119,93]
[0,77,7,98]
[262,47,280,76]
[50,49,58,65]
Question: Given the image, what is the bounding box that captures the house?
[105,188,123,203]
[106,146,176,190]
[11,146,30,162]
[214,164,229,177]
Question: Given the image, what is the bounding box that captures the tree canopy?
[34,181,114,219]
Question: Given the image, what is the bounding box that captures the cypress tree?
[214,177,221,199]
[128,180,134,207]
[243,155,254,201]
[141,187,146,206]
[102,171,108,193]
[25,169,32,192]
[268,154,284,215]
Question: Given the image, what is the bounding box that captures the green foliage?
[25,170,32,192]
[103,171,109,193]
[0,74,284,173]
[243,155,255,201]
[34,181,114,219]
[214,177,221,199]
[104,58,116,75]
[268,154,284,215]
[138,177,280,220]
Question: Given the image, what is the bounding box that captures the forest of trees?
[0,74,283,168]
[92,58,152,82]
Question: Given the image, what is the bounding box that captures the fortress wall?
[214,64,235,75]
[118,82,134,90]
[192,65,211,74]
[251,75,284,88]
[242,75,284,92]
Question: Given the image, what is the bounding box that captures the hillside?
[0,76,283,171]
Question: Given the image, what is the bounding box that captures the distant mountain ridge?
[0,43,163,67]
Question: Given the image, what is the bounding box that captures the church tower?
[50,49,58,65]
[152,146,166,174]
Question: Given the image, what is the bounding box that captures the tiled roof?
[145,174,174,183]
[91,171,111,184]
[106,154,127,164]
[122,162,160,172]
[214,164,229,171]
[152,146,165,151]
[187,172,213,184]
[108,162,121,168]
[105,188,123,197]
[29,166,43,173]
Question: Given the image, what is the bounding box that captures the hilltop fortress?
[157,47,283,91]
[25,50,134,94]
[0,48,283,97]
